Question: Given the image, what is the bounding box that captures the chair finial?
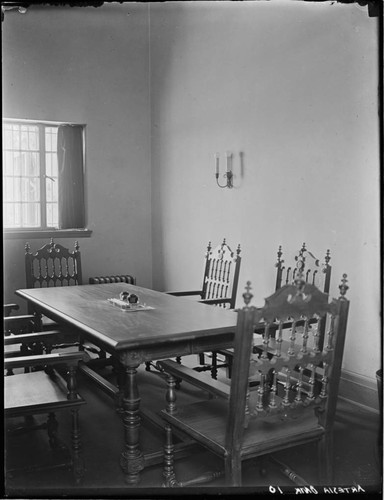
[243,281,253,306]
[74,241,80,252]
[339,274,349,299]
[294,245,306,285]
[324,249,331,266]
[25,242,30,253]
[275,245,284,268]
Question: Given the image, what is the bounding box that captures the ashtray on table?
[107,298,155,312]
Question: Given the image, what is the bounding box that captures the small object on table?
[128,294,139,304]
[119,291,139,304]
[108,295,154,312]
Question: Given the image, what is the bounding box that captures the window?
[3,119,85,230]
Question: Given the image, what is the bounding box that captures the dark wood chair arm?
[157,359,230,399]
[4,303,20,317]
[4,351,89,370]
[4,315,38,331]
[199,298,233,307]
[4,331,61,346]
[166,290,203,297]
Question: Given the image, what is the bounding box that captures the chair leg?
[165,374,177,414]
[162,424,179,487]
[224,453,242,486]
[211,352,218,380]
[318,433,333,484]
[71,408,84,485]
[226,354,233,379]
[47,412,59,449]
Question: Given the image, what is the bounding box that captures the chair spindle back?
[201,239,241,309]
[226,273,349,455]
[25,238,82,289]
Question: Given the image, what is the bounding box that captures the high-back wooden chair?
[24,239,105,362]
[159,274,350,487]
[168,239,241,308]
[25,238,82,290]
[24,238,82,327]
[164,239,241,377]
[5,343,87,484]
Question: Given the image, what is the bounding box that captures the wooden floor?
[4,358,383,498]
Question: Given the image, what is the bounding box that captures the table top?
[16,284,237,352]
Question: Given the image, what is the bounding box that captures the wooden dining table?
[15,283,238,486]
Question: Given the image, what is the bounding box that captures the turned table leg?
[114,357,125,413]
[119,365,145,485]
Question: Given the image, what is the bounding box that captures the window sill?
[3,229,93,240]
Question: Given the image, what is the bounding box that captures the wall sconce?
[215,151,233,188]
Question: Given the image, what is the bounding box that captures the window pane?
[14,203,21,226]
[51,153,58,177]
[46,152,58,179]
[13,178,21,202]
[21,128,29,149]
[46,127,57,153]
[3,178,14,201]
[46,202,58,228]
[22,203,40,227]
[28,127,39,150]
[52,203,58,226]
[12,151,22,176]
[46,177,54,201]
[21,152,40,176]
[3,204,15,227]
[4,127,12,149]
[3,152,14,175]
[45,130,51,152]
[22,177,40,202]
[46,153,52,177]
[45,127,58,152]
[11,126,20,149]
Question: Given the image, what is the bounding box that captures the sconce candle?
[225,151,232,173]
[215,153,220,175]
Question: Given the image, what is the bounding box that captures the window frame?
[3,118,91,239]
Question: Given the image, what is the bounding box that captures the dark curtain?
[57,125,85,229]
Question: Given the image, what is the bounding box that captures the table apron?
[117,333,234,367]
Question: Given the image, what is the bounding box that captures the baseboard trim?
[339,369,380,413]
